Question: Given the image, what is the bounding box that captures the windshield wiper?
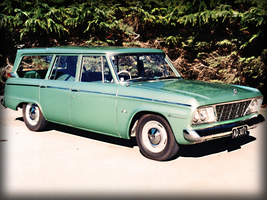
[125,77,155,82]
[157,76,182,80]
[124,76,181,83]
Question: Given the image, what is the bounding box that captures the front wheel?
[136,114,179,161]
[23,103,48,131]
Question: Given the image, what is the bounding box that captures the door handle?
[72,89,79,92]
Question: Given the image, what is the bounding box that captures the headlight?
[245,97,263,115]
[192,106,216,125]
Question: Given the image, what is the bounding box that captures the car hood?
[129,79,262,105]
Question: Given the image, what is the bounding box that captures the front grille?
[215,100,251,122]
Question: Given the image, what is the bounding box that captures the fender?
[116,98,192,142]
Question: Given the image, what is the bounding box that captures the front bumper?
[183,114,265,143]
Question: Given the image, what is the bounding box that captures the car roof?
[17,46,164,55]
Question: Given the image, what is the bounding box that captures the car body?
[2,46,265,161]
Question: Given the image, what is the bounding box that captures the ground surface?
[0,103,266,199]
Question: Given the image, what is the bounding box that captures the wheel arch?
[128,110,172,138]
[17,101,46,119]
[17,102,27,109]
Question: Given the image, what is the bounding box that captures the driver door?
[70,55,120,136]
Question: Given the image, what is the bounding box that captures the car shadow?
[176,135,256,158]
[48,122,137,148]
[15,117,256,159]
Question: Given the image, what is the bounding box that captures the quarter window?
[81,56,112,83]
[49,56,78,81]
[17,55,52,79]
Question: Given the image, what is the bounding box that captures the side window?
[17,55,52,79]
[49,56,78,81]
[81,56,112,83]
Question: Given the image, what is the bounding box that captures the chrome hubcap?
[29,107,37,120]
[25,104,40,126]
[142,121,167,153]
[148,128,161,145]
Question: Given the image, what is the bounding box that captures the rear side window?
[49,55,78,81]
[17,55,52,79]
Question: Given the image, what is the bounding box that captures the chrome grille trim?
[215,100,251,121]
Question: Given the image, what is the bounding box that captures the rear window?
[17,55,52,79]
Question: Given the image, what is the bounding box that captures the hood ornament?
[233,89,237,95]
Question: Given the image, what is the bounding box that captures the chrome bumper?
[183,114,265,143]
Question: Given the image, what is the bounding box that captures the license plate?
[232,126,248,139]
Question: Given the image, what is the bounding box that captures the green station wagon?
[2,46,265,161]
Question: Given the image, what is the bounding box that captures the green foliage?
[1,0,266,52]
[1,0,69,39]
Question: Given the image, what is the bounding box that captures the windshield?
[110,54,180,82]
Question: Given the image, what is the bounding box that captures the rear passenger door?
[70,55,120,136]
[40,55,80,124]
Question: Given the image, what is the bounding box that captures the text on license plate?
[232,126,248,139]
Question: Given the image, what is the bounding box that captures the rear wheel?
[136,114,179,161]
[23,103,48,131]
